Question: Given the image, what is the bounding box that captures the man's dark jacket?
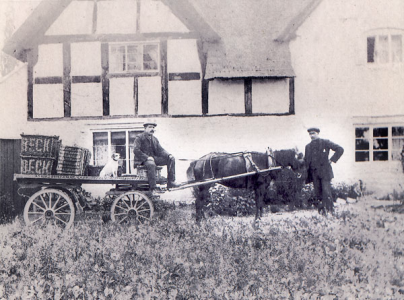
[133,132,169,164]
[305,138,344,183]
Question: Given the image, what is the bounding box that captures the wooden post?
[244,78,252,114]
[197,39,209,115]
[101,43,110,116]
[63,43,71,117]
[26,49,37,119]
[289,77,295,114]
[160,39,168,115]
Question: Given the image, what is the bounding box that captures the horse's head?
[273,149,307,181]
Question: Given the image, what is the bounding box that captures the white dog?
[99,153,120,177]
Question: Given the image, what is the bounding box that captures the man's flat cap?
[143,122,157,127]
[307,127,320,133]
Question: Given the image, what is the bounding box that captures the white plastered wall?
[168,39,202,115]
[290,0,404,193]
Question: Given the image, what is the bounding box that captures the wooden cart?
[14,165,281,229]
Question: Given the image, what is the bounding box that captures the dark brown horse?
[187,149,306,221]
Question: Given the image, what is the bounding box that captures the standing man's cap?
[307,127,320,133]
[143,121,157,127]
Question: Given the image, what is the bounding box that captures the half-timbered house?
[1,0,404,199]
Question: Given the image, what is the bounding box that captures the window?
[355,127,370,161]
[109,43,159,73]
[93,130,142,174]
[367,32,403,64]
[355,126,404,162]
[392,126,404,160]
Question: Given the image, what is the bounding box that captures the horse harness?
[201,150,278,180]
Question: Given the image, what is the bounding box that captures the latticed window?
[93,130,142,174]
[355,126,404,162]
[367,32,403,64]
[109,43,159,73]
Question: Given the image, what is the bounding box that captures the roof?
[191,0,322,79]
[3,0,322,79]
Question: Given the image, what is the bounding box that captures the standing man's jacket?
[133,132,169,164]
[305,138,344,183]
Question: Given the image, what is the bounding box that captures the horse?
[186,149,307,221]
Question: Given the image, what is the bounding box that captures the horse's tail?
[186,161,201,199]
[186,161,196,182]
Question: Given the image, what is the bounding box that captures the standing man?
[133,122,179,194]
[305,127,344,215]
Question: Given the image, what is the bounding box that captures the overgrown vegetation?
[208,182,362,217]
[0,197,403,299]
[0,193,16,225]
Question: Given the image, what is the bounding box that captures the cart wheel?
[24,189,75,229]
[111,191,154,224]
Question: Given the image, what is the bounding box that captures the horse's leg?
[195,185,209,222]
[254,183,266,220]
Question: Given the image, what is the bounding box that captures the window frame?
[355,125,404,163]
[109,42,160,74]
[366,29,403,66]
[92,129,143,174]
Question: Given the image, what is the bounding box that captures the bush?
[208,185,256,217]
[0,193,16,224]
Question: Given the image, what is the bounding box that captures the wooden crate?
[20,156,55,175]
[20,134,59,158]
[56,146,91,175]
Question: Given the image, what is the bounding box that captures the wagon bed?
[14,165,282,228]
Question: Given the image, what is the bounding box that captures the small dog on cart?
[99,153,120,177]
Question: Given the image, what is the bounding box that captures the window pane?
[392,138,404,160]
[393,126,404,137]
[373,138,388,149]
[391,35,403,63]
[373,127,388,137]
[356,139,369,150]
[355,127,369,138]
[110,45,125,72]
[377,35,389,63]
[143,44,159,70]
[367,36,375,63]
[93,132,108,166]
[111,131,126,174]
[128,131,142,173]
[127,45,142,71]
[356,151,369,162]
[374,151,388,161]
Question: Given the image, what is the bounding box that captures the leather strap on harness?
[243,151,260,172]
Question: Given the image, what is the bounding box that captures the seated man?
[133,122,179,193]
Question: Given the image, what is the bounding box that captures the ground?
[0,195,403,299]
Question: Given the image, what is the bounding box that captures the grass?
[0,197,403,299]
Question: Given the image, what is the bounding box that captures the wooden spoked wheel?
[110,191,154,224]
[23,189,75,229]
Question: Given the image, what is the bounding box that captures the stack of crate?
[56,145,91,175]
[20,134,60,175]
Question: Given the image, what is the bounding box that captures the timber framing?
[101,43,110,116]
[160,40,168,115]
[63,43,71,117]
[289,77,295,114]
[168,73,200,81]
[244,79,253,114]
[39,32,200,45]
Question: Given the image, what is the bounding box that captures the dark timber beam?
[101,43,110,116]
[160,39,168,115]
[40,32,200,44]
[196,40,208,114]
[244,78,252,114]
[26,49,36,119]
[289,77,295,114]
[63,43,71,117]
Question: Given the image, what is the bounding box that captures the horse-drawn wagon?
[14,134,305,228]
